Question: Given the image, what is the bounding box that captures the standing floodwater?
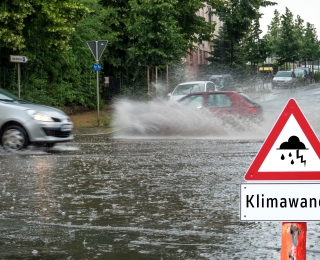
[2,86,320,259]
[1,135,320,259]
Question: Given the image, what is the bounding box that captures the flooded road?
[1,86,320,259]
[1,136,320,259]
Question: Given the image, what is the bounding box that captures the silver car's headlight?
[25,109,54,122]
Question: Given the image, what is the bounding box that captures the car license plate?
[60,124,73,132]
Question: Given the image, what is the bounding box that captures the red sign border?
[244,99,320,181]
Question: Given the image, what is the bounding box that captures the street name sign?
[10,55,28,63]
[92,64,101,71]
[10,55,28,97]
[240,99,320,221]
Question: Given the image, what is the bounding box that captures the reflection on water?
[0,139,320,259]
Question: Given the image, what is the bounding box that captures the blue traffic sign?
[92,64,101,71]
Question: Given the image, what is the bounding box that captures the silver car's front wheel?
[1,126,29,151]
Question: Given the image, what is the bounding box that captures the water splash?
[112,98,270,139]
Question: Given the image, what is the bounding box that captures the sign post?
[87,40,108,125]
[240,99,320,259]
[10,55,28,98]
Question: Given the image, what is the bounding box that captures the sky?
[259,0,320,36]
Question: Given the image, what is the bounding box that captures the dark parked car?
[296,66,311,76]
[291,69,309,85]
[295,67,314,83]
[207,74,235,91]
[178,91,263,122]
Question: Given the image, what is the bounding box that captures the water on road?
[1,88,320,259]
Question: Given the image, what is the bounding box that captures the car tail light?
[247,107,258,115]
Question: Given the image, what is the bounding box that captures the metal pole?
[281,222,307,260]
[18,63,20,98]
[166,64,168,94]
[95,41,100,125]
[155,66,157,98]
[147,67,150,101]
[96,69,100,125]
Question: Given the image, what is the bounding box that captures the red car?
[178,91,263,122]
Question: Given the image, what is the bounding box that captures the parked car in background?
[168,81,216,101]
[207,74,235,91]
[291,69,309,85]
[312,65,320,73]
[297,66,312,76]
[296,66,315,83]
[0,88,73,151]
[178,91,263,122]
[272,71,297,89]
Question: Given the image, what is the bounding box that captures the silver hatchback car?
[0,88,73,151]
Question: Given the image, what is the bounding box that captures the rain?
[2,85,320,259]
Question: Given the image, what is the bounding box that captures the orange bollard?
[280,222,307,260]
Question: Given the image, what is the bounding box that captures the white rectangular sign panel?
[240,183,320,221]
[10,55,28,63]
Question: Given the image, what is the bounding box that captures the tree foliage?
[211,0,276,66]
[264,7,320,67]
[275,8,301,65]
[300,22,319,64]
[243,19,270,65]
[263,9,281,58]
[98,0,216,83]
[0,0,89,51]
[0,0,320,107]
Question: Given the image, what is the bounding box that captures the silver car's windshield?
[172,83,205,95]
[275,72,292,77]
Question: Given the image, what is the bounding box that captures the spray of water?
[111,98,274,139]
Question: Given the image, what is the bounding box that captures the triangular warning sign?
[244,98,320,181]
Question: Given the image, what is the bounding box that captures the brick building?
[184,4,222,80]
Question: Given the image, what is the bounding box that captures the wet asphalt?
[1,85,320,259]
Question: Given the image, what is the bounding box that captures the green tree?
[300,22,319,66]
[276,8,301,66]
[98,0,216,93]
[244,19,270,67]
[0,0,102,107]
[0,0,89,52]
[207,23,247,69]
[207,25,232,66]
[263,9,281,59]
[211,0,276,67]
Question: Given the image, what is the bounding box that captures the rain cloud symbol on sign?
[277,136,308,166]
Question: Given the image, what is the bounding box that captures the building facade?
[185,4,222,80]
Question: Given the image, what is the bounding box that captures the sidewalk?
[72,127,116,136]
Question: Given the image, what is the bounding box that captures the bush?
[314,72,320,83]
[101,114,112,127]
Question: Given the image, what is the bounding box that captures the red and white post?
[281,222,307,260]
